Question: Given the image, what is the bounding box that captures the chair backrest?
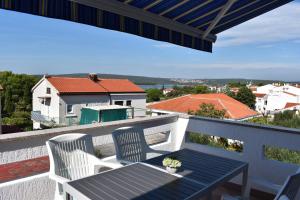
[112,127,149,163]
[275,171,300,200]
[46,133,95,180]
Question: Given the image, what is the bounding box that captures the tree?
[235,86,256,108]
[4,87,14,114]
[228,82,246,88]
[189,103,226,119]
[193,85,209,94]
[224,86,235,98]
[146,88,163,102]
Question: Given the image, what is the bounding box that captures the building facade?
[254,84,300,114]
[31,75,146,129]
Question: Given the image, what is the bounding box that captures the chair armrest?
[49,173,70,184]
[118,159,134,165]
[87,154,123,169]
[149,149,170,155]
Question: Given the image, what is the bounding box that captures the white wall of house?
[32,79,60,129]
[32,79,147,128]
[255,96,267,113]
[255,84,300,114]
[59,94,111,123]
[110,93,147,117]
[256,84,276,94]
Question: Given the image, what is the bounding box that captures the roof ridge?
[217,98,234,118]
[150,94,191,105]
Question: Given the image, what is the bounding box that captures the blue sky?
[0,1,299,81]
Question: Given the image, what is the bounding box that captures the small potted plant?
[162,157,182,174]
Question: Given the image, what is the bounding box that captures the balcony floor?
[204,183,274,200]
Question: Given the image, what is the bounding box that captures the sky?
[0,1,299,81]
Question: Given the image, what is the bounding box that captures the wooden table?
[64,149,249,200]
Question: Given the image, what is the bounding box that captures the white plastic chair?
[46,133,121,200]
[222,168,300,200]
[112,126,169,165]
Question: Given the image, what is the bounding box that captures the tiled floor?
[0,156,49,183]
[203,184,274,200]
[0,133,168,183]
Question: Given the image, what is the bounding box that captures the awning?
[0,0,293,52]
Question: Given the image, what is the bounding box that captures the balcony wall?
[1,114,300,200]
[183,115,300,194]
[0,115,178,200]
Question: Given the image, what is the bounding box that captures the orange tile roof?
[99,79,144,93]
[47,77,107,94]
[284,102,300,109]
[148,93,258,120]
[46,77,144,94]
[254,93,266,98]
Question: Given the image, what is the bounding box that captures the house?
[31,74,146,129]
[254,84,300,114]
[147,93,258,121]
[162,88,174,95]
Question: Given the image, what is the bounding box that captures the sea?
[138,84,178,90]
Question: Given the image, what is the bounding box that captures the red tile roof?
[148,93,258,120]
[284,102,300,109]
[46,76,144,94]
[99,79,144,93]
[254,93,266,98]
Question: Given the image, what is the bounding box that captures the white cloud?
[216,2,300,47]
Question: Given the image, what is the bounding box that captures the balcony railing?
[1,114,300,200]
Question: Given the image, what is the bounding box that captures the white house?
[254,84,300,114]
[31,74,146,129]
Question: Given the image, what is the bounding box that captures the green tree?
[3,87,14,114]
[189,103,226,119]
[146,88,163,102]
[193,85,209,94]
[228,82,246,88]
[235,86,256,108]
[224,86,235,98]
[0,71,38,131]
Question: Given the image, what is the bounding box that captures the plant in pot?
[162,157,182,174]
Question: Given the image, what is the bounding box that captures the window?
[46,87,51,94]
[66,104,74,114]
[126,100,132,106]
[114,101,123,106]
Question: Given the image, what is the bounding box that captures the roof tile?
[46,77,144,94]
[148,93,258,120]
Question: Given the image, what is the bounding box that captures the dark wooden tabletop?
[144,149,248,186]
[65,163,206,200]
[64,148,248,200]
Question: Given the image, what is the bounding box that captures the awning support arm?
[70,0,217,42]
[202,0,237,39]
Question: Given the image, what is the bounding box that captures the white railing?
[1,114,300,199]
[0,115,178,200]
[182,115,300,194]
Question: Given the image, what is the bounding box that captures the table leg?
[206,191,212,200]
[241,167,250,200]
[64,192,71,200]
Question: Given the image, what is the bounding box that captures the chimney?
[88,73,98,82]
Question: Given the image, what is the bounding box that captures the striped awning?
[0,0,293,52]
